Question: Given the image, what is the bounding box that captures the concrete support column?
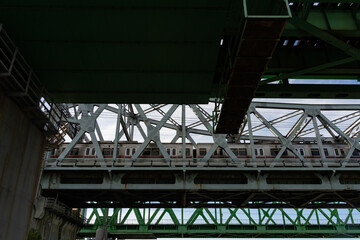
[0,89,45,239]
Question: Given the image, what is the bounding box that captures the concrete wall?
[30,197,82,240]
[32,212,81,240]
[0,88,45,239]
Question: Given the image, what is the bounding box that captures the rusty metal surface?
[216,18,287,134]
[0,87,45,239]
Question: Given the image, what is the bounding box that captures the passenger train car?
[48,138,360,167]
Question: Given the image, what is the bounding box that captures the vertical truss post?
[247,111,256,161]
[182,104,186,167]
[113,104,122,159]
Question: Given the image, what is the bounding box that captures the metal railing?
[44,198,85,225]
[0,24,70,146]
[45,156,360,169]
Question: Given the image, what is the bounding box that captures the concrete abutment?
[0,88,45,239]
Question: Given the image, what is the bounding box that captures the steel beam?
[78,207,360,238]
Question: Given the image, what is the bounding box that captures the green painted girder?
[79,207,360,238]
[284,3,360,36]
[266,44,360,80]
[256,84,360,99]
[260,3,360,96]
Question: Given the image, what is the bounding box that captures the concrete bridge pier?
[0,89,46,239]
[31,196,83,240]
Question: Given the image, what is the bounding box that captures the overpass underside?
[1,1,360,134]
[1,1,360,239]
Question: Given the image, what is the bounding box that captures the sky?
[78,96,360,145]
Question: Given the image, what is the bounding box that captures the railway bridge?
[41,102,360,238]
[0,0,360,239]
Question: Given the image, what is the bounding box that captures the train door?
[295,148,305,156]
[166,148,178,157]
[85,148,91,156]
[254,148,264,156]
[193,149,197,158]
[334,148,345,157]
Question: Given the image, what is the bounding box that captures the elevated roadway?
[1,1,360,133]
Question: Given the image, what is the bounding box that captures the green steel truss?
[79,207,360,238]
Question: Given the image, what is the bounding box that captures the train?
[47,138,360,167]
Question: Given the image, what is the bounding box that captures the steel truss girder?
[52,102,360,156]
[41,168,360,208]
[43,102,360,209]
[79,207,360,238]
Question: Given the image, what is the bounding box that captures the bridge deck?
[42,157,360,208]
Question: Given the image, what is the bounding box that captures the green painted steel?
[0,1,360,102]
[79,207,360,238]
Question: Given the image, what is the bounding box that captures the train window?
[186,148,191,156]
[141,148,160,156]
[270,148,279,156]
[172,148,177,156]
[166,148,171,155]
[311,148,329,156]
[231,148,238,155]
[69,148,79,156]
[126,148,131,156]
[213,147,225,156]
[143,148,151,156]
[255,148,264,156]
[334,148,345,157]
[92,148,95,155]
[295,148,305,156]
[152,148,160,156]
[199,148,207,156]
[85,148,90,156]
[352,149,360,156]
[239,148,247,156]
[132,148,136,155]
[219,148,224,156]
[324,148,329,156]
[270,148,288,156]
[51,149,56,156]
[102,148,112,156]
[311,148,320,156]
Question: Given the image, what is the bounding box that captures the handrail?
[44,198,85,224]
[44,156,360,169]
[0,25,70,146]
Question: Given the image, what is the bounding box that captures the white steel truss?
[41,102,360,208]
[45,102,360,170]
